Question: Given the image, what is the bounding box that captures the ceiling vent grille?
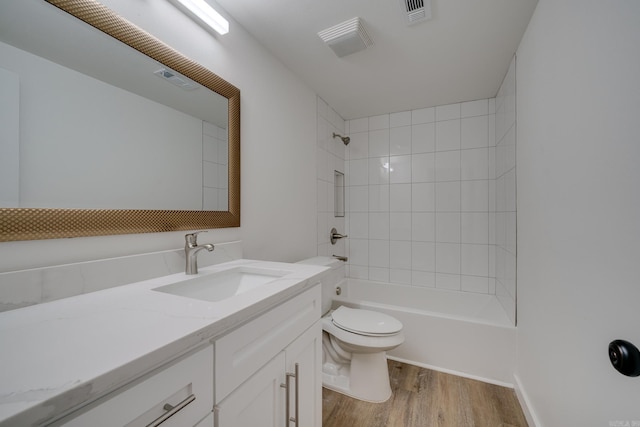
[318,17,373,58]
[399,0,432,25]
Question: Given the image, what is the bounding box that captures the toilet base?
[322,351,392,403]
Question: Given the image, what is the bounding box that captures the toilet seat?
[331,306,402,337]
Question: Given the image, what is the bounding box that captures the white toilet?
[296,256,404,402]
[322,305,404,402]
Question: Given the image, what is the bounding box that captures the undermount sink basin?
[152,266,292,302]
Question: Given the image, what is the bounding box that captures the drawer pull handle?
[292,363,299,427]
[147,394,196,427]
[281,363,299,427]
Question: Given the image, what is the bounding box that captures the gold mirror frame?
[0,0,240,242]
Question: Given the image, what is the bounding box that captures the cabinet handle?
[281,364,299,427]
[280,375,290,427]
[146,393,196,427]
[292,363,299,427]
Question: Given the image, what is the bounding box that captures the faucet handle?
[185,230,208,245]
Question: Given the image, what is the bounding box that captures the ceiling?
[214,0,538,120]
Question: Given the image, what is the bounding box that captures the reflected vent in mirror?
[154,68,199,90]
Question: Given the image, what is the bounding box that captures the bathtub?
[331,278,516,386]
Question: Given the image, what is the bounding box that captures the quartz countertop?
[0,259,328,426]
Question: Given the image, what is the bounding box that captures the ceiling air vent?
[399,0,432,26]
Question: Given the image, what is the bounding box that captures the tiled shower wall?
[316,90,517,323]
[344,100,497,293]
[495,57,517,324]
[316,97,347,258]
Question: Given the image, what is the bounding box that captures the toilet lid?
[331,306,402,336]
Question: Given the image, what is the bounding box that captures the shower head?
[333,133,351,145]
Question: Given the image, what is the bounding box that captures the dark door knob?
[608,340,640,377]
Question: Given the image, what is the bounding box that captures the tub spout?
[332,254,348,262]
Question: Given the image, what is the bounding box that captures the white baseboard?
[387,355,514,389]
[513,373,542,427]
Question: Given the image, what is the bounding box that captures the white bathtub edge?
[387,355,515,389]
[513,373,542,427]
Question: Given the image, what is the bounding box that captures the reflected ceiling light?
[169,0,229,35]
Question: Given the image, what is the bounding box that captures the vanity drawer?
[215,285,321,402]
[59,345,213,427]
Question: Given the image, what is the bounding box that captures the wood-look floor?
[322,360,528,427]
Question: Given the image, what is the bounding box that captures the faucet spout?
[184,232,215,275]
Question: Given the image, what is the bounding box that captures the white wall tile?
[412,183,436,211]
[390,155,412,183]
[461,244,489,276]
[369,240,390,267]
[369,212,390,240]
[390,126,412,155]
[435,151,461,182]
[461,148,489,180]
[412,152,436,183]
[349,185,369,212]
[348,132,369,159]
[390,184,412,212]
[349,265,368,279]
[461,212,489,244]
[412,212,435,242]
[390,269,412,285]
[435,181,461,212]
[411,241,435,272]
[436,103,461,121]
[369,157,391,185]
[369,185,390,212]
[435,243,460,274]
[390,212,412,241]
[411,123,436,153]
[390,111,411,128]
[349,239,369,266]
[461,275,489,293]
[412,107,435,124]
[461,99,489,118]
[390,240,412,269]
[412,271,436,287]
[435,273,461,290]
[369,267,389,282]
[461,116,489,149]
[349,212,369,239]
[369,129,390,157]
[461,180,489,212]
[436,120,461,151]
[436,212,461,243]
[369,114,390,130]
[348,159,368,186]
[350,117,368,133]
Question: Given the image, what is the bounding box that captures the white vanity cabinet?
[214,286,322,427]
[57,345,214,427]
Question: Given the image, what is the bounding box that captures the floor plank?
[322,360,528,427]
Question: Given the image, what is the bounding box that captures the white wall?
[0,0,318,272]
[515,1,640,425]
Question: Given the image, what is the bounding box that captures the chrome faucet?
[184,231,214,275]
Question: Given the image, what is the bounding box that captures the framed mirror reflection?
[0,0,240,242]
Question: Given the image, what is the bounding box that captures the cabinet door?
[215,353,285,427]
[285,320,322,427]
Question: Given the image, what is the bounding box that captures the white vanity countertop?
[0,259,328,427]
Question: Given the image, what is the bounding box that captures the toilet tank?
[296,257,345,314]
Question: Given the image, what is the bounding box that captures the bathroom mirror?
[0,0,240,241]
